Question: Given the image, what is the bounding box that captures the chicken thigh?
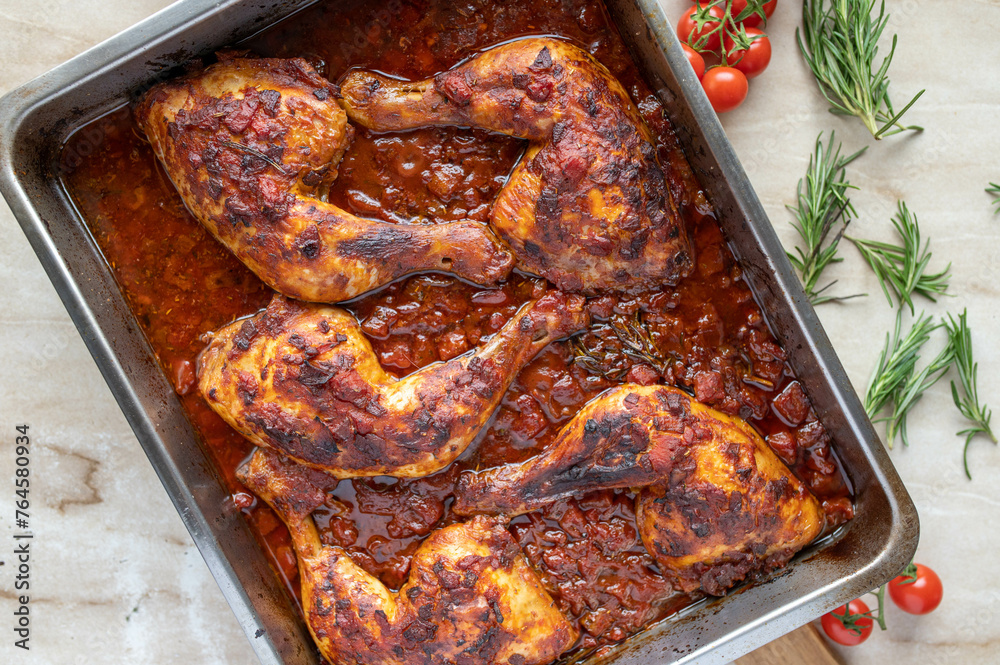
[136,56,513,303]
[453,384,823,595]
[339,37,694,293]
[198,291,588,478]
[238,448,577,665]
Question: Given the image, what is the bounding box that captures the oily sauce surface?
[61,0,852,659]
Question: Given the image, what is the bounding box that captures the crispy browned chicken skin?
[198,291,588,478]
[238,449,577,665]
[340,37,694,293]
[453,384,823,595]
[136,56,513,303]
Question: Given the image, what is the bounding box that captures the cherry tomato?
[701,67,748,113]
[682,44,706,79]
[888,563,943,615]
[697,0,776,27]
[677,4,724,52]
[821,599,873,646]
[731,0,777,27]
[723,28,772,79]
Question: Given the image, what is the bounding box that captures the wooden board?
[734,624,842,665]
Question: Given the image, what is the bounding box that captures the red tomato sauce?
[61,0,853,659]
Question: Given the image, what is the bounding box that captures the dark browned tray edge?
[0,0,918,664]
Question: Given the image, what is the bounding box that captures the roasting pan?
[0,0,918,662]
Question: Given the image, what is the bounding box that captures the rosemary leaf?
[786,132,866,305]
[797,0,924,139]
[885,335,954,448]
[570,313,673,380]
[848,201,950,312]
[221,140,287,173]
[613,313,671,375]
[988,182,1000,214]
[570,335,627,381]
[864,310,948,448]
[944,310,997,478]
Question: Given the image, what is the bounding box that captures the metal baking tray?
[0,0,918,663]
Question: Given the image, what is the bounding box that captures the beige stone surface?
[724,2,1000,661]
[0,1,997,664]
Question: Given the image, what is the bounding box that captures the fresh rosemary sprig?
[987,182,1000,214]
[848,201,950,312]
[786,132,866,305]
[797,0,924,139]
[885,331,954,448]
[944,310,997,478]
[864,310,953,449]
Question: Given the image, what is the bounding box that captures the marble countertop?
[1,1,998,663]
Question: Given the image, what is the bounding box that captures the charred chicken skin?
[198,291,589,478]
[136,56,513,303]
[237,449,577,665]
[453,384,824,595]
[339,37,694,293]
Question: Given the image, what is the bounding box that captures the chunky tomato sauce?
[61,0,852,659]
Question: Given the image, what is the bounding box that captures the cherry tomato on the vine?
[888,563,943,615]
[732,0,777,27]
[677,3,724,52]
[682,44,706,79]
[701,66,748,113]
[697,0,777,27]
[723,28,772,79]
[821,599,873,646]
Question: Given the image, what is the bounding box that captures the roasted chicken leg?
[340,37,694,293]
[453,384,823,595]
[136,56,513,303]
[237,448,577,665]
[198,291,589,478]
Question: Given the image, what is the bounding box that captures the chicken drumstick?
[340,37,694,293]
[198,291,588,478]
[237,449,577,665]
[453,384,824,595]
[137,56,513,303]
